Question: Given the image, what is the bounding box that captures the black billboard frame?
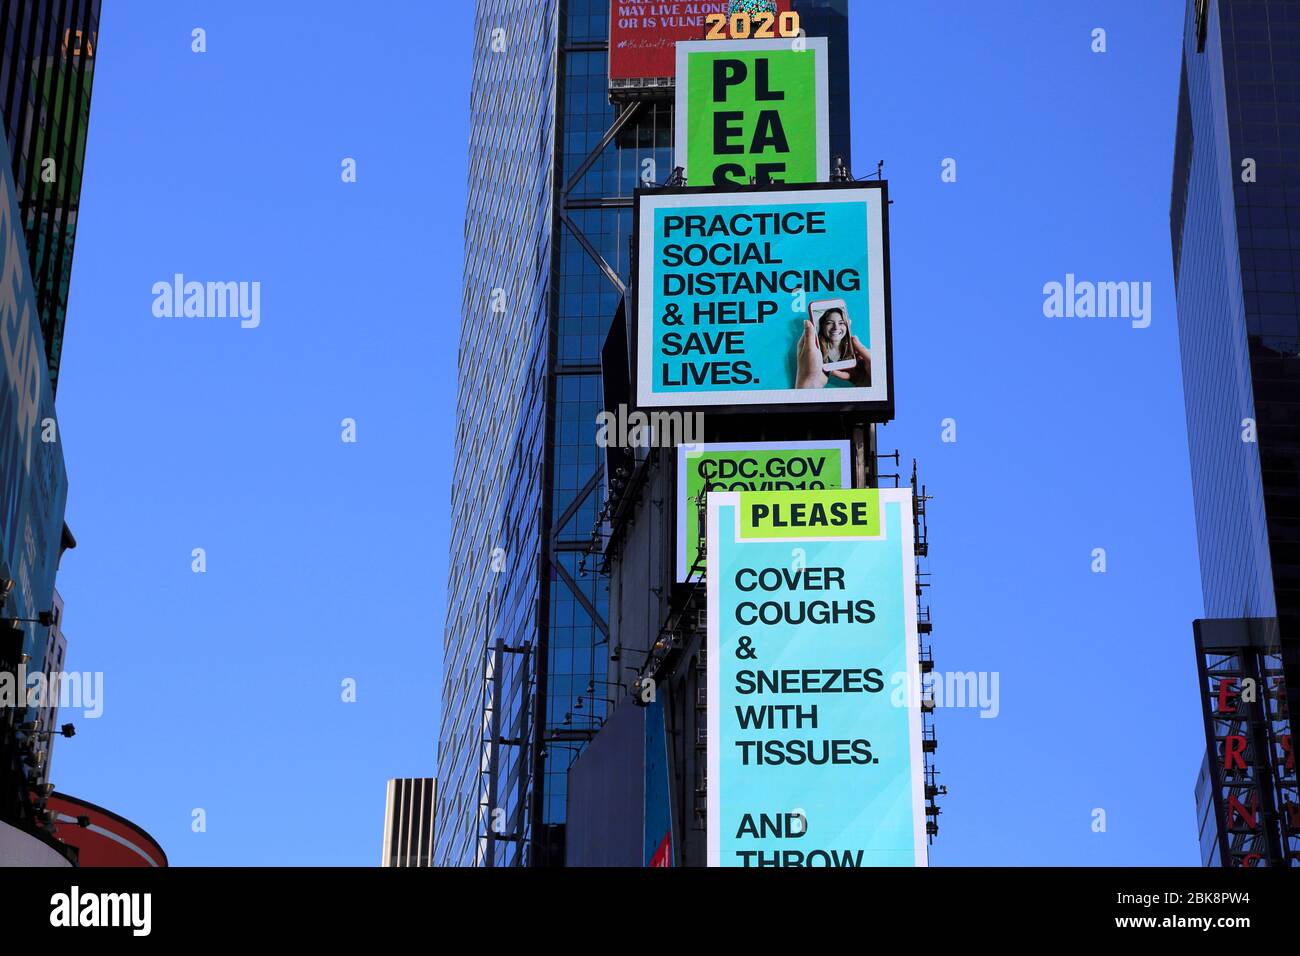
[628,179,895,423]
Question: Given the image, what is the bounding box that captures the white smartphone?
[808,299,856,372]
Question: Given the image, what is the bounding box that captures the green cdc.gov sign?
[706,488,925,867]
[675,38,828,186]
[634,182,891,416]
[676,440,849,582]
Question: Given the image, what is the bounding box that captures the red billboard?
[49,793,168,867]
[609,1,793,83]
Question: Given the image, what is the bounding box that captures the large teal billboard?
[0,133,69,675]
[706,488,925,866]
[634,182,892,417]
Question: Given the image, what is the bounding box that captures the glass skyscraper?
[0,0,95,844]
[0,0,100,394]
[1171,0,1300,865]
[436,0,558,868]
[438,0,851,866]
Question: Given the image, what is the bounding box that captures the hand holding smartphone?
[809,299,856,372]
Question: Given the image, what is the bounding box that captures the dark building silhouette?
[1171,0,1300,866]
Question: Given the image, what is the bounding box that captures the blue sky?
[51,1,1200,865]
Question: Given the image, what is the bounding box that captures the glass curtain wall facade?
[436,0,558,868]
[1195,753,1222,866]
[1173,0,1300,621]
[1172,0,1300,865]
[545,0,662,855]
[439,0,851,866]
[0,0,100,394]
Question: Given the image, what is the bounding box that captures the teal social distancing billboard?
[706,488,925,867]
[634,183,891,417]
[676,440,849,582]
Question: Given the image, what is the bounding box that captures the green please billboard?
[675,38,829,186]
[676,37,826,187]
